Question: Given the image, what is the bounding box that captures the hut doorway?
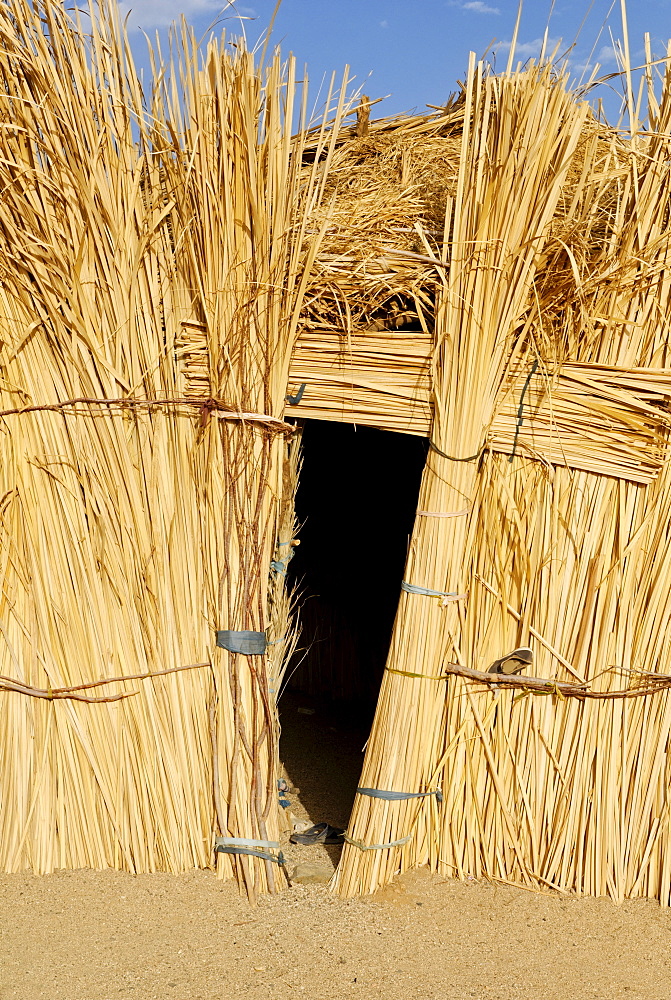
[279,419,427,838]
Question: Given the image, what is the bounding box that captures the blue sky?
[120,1,671,124]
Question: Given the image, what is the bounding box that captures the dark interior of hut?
[279,419,427,836]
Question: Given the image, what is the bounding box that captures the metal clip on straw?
[401,581,465,601]
[286,383,306,406]
[344,833,413,851]
[216,631,267,655]
[357,786,444,804]
[214,836,286,867]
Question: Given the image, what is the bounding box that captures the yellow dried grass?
[335,50,671,905]
[0,0,347,899]
[4,0,671,909]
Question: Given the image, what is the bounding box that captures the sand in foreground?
[0,866,668,999]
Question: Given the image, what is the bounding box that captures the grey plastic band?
[214,835,285,866]
[402,581,461,599]
[429,441,482,463]
[215,836,280,849]
[344,833,413,851]
[216,630,267,655]
[357,786,444,804]
[215,845,286,865]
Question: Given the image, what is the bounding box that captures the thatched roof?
[289,101,639,450]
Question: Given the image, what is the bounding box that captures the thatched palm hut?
[3,0,671,904]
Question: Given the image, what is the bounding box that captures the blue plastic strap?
[402,581,461,599]
[357,786,444,804]
[286,383,306,406]
[272,538,296,577]
[271,543,295,577]
[216,630,267,655]
[509,358,539,463]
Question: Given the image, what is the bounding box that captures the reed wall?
[3,0,671,907]
[336,57,671,904]
[0,0,344,900]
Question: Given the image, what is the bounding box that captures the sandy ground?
[1,866,671,1000]
[1,698,671,1000]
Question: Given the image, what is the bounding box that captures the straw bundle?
[490,362,671,483]
[287,338,671,482]
[5,0,671,908]
[336,56,590,896]
[434,65,671,902]
[303,111,463,333]
[0,0,345,898]
[286,327,433,434]
[334,52,671,904]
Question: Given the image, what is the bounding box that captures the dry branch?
[0,661,213,703]
[441,662,671,700]
[0,399,294,433]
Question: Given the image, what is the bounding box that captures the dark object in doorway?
[290,822,345,845]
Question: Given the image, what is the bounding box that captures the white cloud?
[462,1,500,13]
[570,43,622,79]
[596,44,618,64]
[494,36,561,60]
[380,19,389,28]
[119,1,256,30]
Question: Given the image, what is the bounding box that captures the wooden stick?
[441,662,671,700]
[0,662,212,701]
[0,398,294,433]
